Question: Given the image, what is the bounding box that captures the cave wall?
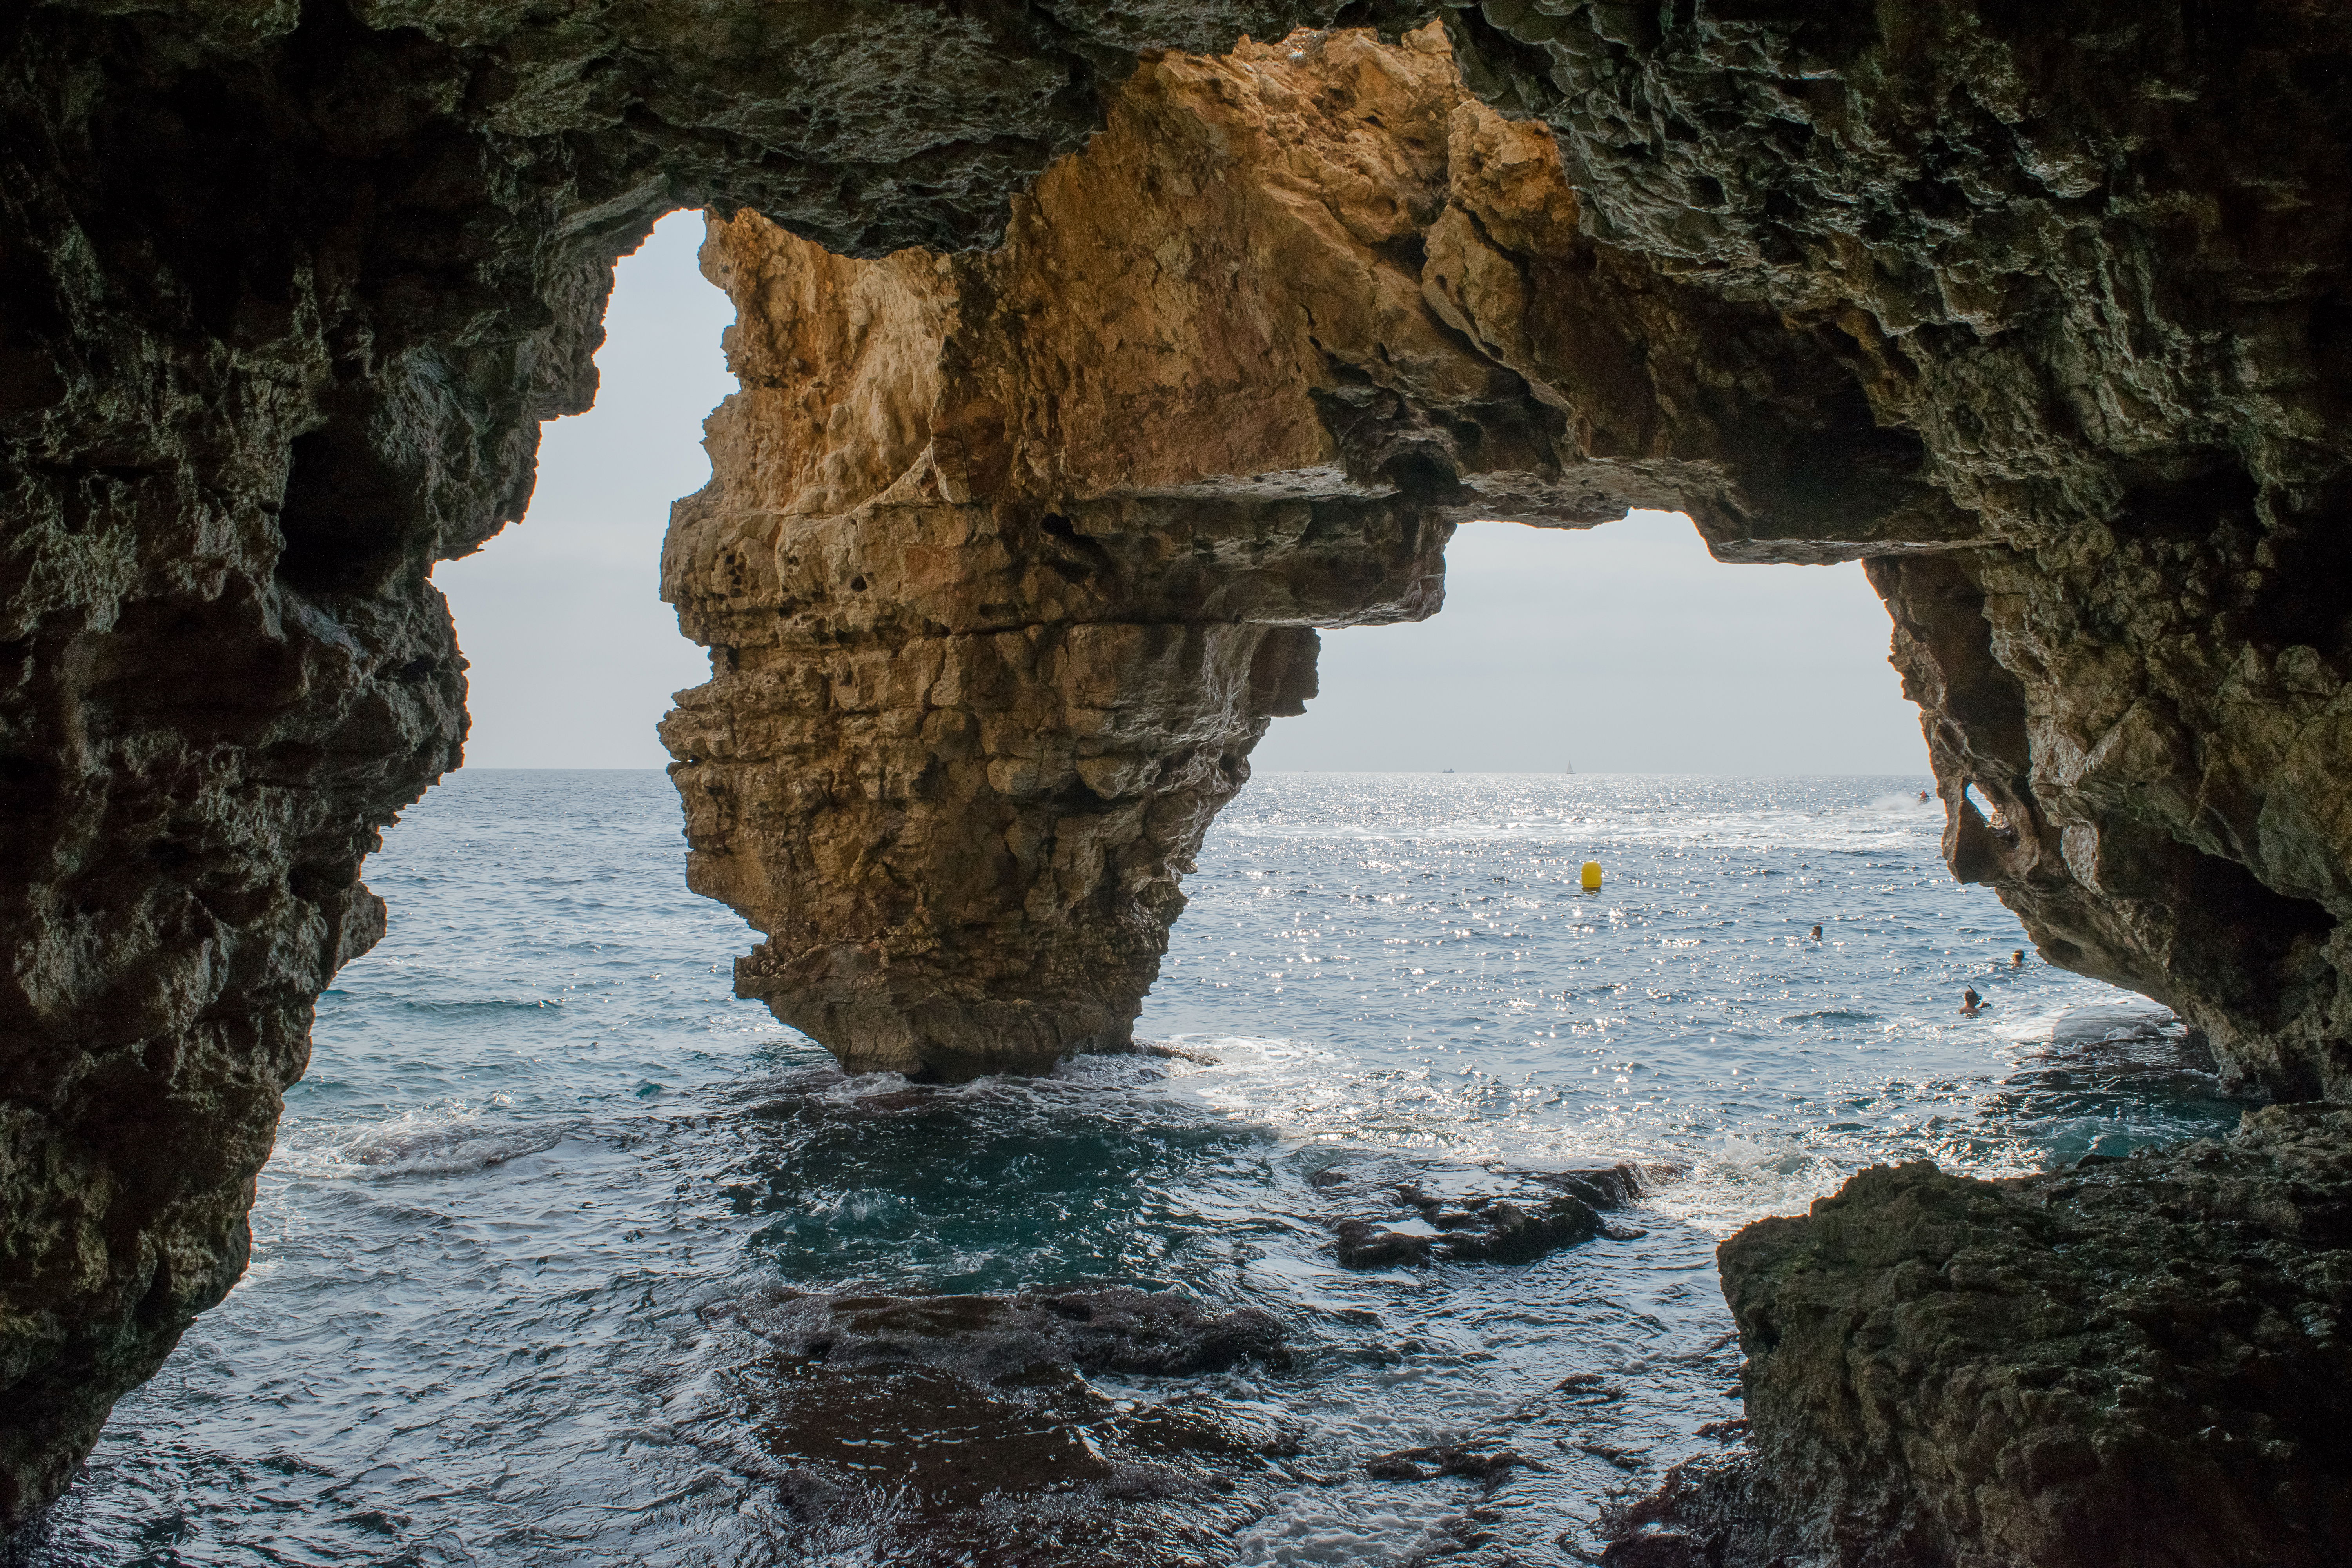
[1443,0,2352,1098]
[0,0,1381,1528]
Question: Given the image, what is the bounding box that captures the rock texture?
[1441,0,2352,1101]
[1711,1107,2352,1568]
[716,1284,1298,1560]
[0,0,1388,1531]
[6,0,2352,1553]
[671,4,2352,1103]
[664,24,1976,1076]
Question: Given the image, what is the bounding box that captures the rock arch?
[3,0,2348,1549]
[663,21,2352,1109]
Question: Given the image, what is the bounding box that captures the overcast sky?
[437,211,1928,776]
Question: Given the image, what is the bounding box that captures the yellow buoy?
[1581,860,1604,891]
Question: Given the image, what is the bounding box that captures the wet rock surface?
[1363,1441,1535,1485]
[1318,1160,1648,1268]
[715,1285,1299,1563]
[746,1284,1292,1379]
[1707,1103,2352,1568]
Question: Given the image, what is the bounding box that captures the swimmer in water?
[1808,924,1823,940]
[1960,987,1984,1016]
[2010,949,2025,967]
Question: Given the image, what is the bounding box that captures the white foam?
[274,1105,576,1179]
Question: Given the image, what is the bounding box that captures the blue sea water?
[25,770,2237,1566]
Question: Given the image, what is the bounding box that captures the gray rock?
[1715,1104,2352,1568]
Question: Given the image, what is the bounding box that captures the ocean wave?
[276,1107,580,1179]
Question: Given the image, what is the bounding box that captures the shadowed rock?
[1328,1161,1647,1267]
[1708,1104,2352,1568]
[744,1284,1292,1378]
[719,1285,1298,1559]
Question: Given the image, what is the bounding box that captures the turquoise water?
[25,771,2236,1565]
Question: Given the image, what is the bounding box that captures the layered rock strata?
[662,25,1976,1075]
[0,0,1382,1530]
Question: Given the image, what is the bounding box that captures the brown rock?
[664,24,1976,1078]
[6,0,2352,1550]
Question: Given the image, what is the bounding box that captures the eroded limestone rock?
[1709,1107,2352,1568]
[0,0,1374,1528]
[670,6,2352,1104]
[663,25,1970,1077]
[6,0,2352,1553]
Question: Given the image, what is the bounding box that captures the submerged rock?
[1713,1104,2352,1568]
[1328,1161,1648,1268]
[1363,1442,1535,1486]
[725,1285,1297,1559]
[745,1284,1291,1378]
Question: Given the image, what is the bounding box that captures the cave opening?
[439,211,1924,784]
[1253,513,1924,776]
[429,211,728,771]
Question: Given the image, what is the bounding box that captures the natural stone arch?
[661,20,2352,1106]
[3,0,2349,1550]
[660,24,1970,1080]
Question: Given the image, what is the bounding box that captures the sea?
[20,770,2239,1566]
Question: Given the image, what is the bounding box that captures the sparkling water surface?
[28,771,2238,1565]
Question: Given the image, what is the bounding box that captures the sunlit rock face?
[664,25,1973,1077]
[0,0,1368,1528]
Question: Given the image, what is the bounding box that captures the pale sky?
[438,211,1928,776]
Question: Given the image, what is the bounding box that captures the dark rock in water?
[1597,1452,1813,1568]
[1330,1161,1644,1268]
[1333,1218,1435,1269]
[748,1284,1290,1377]
[1441,1196,1603,1263]
[731,1285,1299,1562]
[763,1358,1122,1508]
[1598,1533,1706,1568]
[1717,1103,2352,1568]
[1363,1442,1534,1486]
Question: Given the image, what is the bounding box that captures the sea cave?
[2,3,2348,1563]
